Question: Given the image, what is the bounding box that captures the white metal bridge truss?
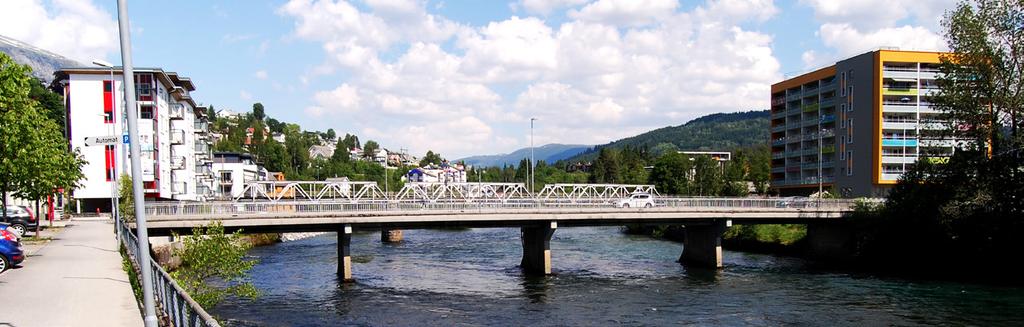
[535,183,659,202]
[232,181,658,203]
[393,182,531,202]
[234,181,388,202]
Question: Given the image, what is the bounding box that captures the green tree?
[420,150,443,167]
[171,222,258,308]
[326,128,336,140]
[266,118,284,134]
[206,105,217,123]
[691,155,724,196]
[252,102,265,121]
[29,78,65,132]
[589,148,621,183]
[648,152,692,195]
[1,53,86,223]
[117,174,134,222]
[362,140,380,159]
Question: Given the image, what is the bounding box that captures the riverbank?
[622,224,808,256]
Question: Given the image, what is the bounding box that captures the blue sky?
[0,0,952,158]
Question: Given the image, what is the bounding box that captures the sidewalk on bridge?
[0,219,143,327]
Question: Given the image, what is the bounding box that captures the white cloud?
[514,0,590,15]
[569,0,679,26]
[800,0,953,64]
[254,70,269,80]
[0,0,118,62]
[282,0,785,157]
[818,23,946,58]
[800,0,954,31]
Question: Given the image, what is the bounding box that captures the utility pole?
[115,1,158,326]
[530,117,536,192]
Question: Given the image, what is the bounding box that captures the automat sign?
[84,135,119,147]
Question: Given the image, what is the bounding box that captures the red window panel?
[103,81,114,123]
[104,145,115,181]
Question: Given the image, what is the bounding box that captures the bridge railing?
[118,219,220,327]
[144,197,871,218]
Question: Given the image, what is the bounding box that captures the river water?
[211,227,1024,326]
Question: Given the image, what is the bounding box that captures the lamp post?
[92,60,119,227]
[818,114,824,198]
[530,117,536,193]
[114,0,159,325]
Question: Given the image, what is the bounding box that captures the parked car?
[615,193,655,208]
[0,223,25,273]
[1,205,37,238]
[775,196,811,208]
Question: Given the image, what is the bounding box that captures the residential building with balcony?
[212,152,269,199]
[55,67,215,211]
[770,49,958,197]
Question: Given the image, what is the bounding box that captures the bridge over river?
[141,182,869,281]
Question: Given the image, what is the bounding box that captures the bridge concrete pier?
[680,220,727,268]
[337,225,354,282]
[381,228,403,243]
[521,221,557,275]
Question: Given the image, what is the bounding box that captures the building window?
[847,120,854,141]
[840,138,846,159]
[103,80,114,123]
[847,87,854,108]
[105,145,115,181]
[220,172,232,182]
[846,152,853,175]
[840,72,847,96]
[140,105,154,119]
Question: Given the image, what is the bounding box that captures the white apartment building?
[212,152,269,199]
[55,67,215,211]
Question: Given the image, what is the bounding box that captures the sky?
[0,0,953,158]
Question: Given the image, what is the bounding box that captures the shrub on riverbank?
[171,222,259,308]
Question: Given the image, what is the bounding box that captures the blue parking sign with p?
[123,135,130,144]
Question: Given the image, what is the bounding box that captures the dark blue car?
[0,223,25,273]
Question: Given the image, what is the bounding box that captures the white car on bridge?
[615,193,655,208]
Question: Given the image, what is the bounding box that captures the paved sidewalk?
[0,220,143,326]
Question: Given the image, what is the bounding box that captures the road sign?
[123,135,130,144]
[84,135,119,147]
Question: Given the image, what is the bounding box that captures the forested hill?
[566,110,769,162]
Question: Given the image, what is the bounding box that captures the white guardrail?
[145,198,877,218]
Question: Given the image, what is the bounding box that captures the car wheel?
[645,203,653,208]
[9,223,26,238]
[0,254,8,272]
[622,203,630,208]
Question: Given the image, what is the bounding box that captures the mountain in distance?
[566,110,770,163]
[458,144,591,168]
[0,34,83,84]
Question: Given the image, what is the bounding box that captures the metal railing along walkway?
[118,219,220,327]
[144,197,870,218]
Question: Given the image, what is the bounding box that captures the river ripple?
[211,227,1024,326]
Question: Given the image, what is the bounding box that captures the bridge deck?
[142,198,860,236]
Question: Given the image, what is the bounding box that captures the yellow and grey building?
[770,49,956,197]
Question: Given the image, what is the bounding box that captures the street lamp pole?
[818,114,823,197]
[93,60,119,230]
[114,1,158,325]
[530,117,536,192]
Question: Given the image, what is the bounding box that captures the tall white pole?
[530,118,536,192]
[110,67,120,227]
[115,1,158,326]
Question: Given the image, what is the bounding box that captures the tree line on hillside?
[467,144,770,195]
[209,103,411,190]
[0,53,86,232]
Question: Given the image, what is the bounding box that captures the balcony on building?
[169,103,185,120]
[170,129,185,145]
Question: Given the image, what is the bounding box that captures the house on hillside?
[309,144,336,160]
